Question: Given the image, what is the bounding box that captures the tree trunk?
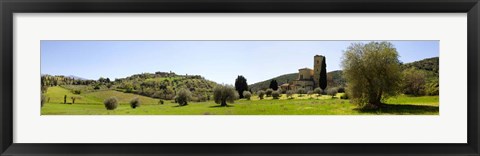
[221,100,227,107]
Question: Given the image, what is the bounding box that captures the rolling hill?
[248,70,345,92]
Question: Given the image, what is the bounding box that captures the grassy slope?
[83,90,159,105]
[42,87,439,115]
[44,86,159,105]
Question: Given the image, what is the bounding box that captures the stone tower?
[313,55,325,88]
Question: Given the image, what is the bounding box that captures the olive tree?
[175,88,192,106]
[104,97,118,110]
[314,87,322,97]
[70,96,81,104]
[130,97,141,108]
[243,91,252,100]
[272,91,280,99]
[266,89,273,97]
[257,90,265,100]
[213,84,239,106]
[296,88,306,97]
[286,90,294,99]
[341,41,402,108]
[327,88,338,98]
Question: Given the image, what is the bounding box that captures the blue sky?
[41,40,439,85]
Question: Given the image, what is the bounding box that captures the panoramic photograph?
[40,41,439,115]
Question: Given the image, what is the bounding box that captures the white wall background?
[13,13,467,143]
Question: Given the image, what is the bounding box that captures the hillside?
[249,57,439,91]
[403,57,439,74]
[113,72,219,101]
[248,73,297,92]
[248,70,345,92]
[42,71,220,102]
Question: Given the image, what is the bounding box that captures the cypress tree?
[319,57,327,90]
[235,75,248,98]
[269,80,278,90]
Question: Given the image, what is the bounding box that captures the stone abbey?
[280,55,325,91]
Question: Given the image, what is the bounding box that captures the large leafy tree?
[213,85,239,106]
[269,79,278,90]
[341,41,402,108]
[319,57,327,90]
[234,75,248,98]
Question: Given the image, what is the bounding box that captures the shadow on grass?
[209,105,235,108]
[355,103,439,115]
[172,105,188,107]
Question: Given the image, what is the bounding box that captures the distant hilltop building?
[280,55,325,91]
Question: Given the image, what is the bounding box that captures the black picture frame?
[1,0,479,155]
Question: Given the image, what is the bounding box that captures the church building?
[280,55,325,91]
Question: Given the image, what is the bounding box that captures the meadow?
[41,86,439,115]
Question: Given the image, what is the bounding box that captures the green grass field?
[41,86,439,115]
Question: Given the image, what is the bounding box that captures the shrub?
[72,89,81,94]
[337,87,345,93]
[277,88,284,94]
[266,89,273,97]
[159,99,164,104]
[327,88,338,98]
[314,87,322,97]
[104,97,118,110]
[297,88,306,96]
[130,97,141,108]
[175,88,192,106]
[286,90,294,99]
[243,91,252,100]
[272,91,280,99]
[257,90,265,100]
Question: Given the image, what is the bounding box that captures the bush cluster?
[297,88,306,94]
